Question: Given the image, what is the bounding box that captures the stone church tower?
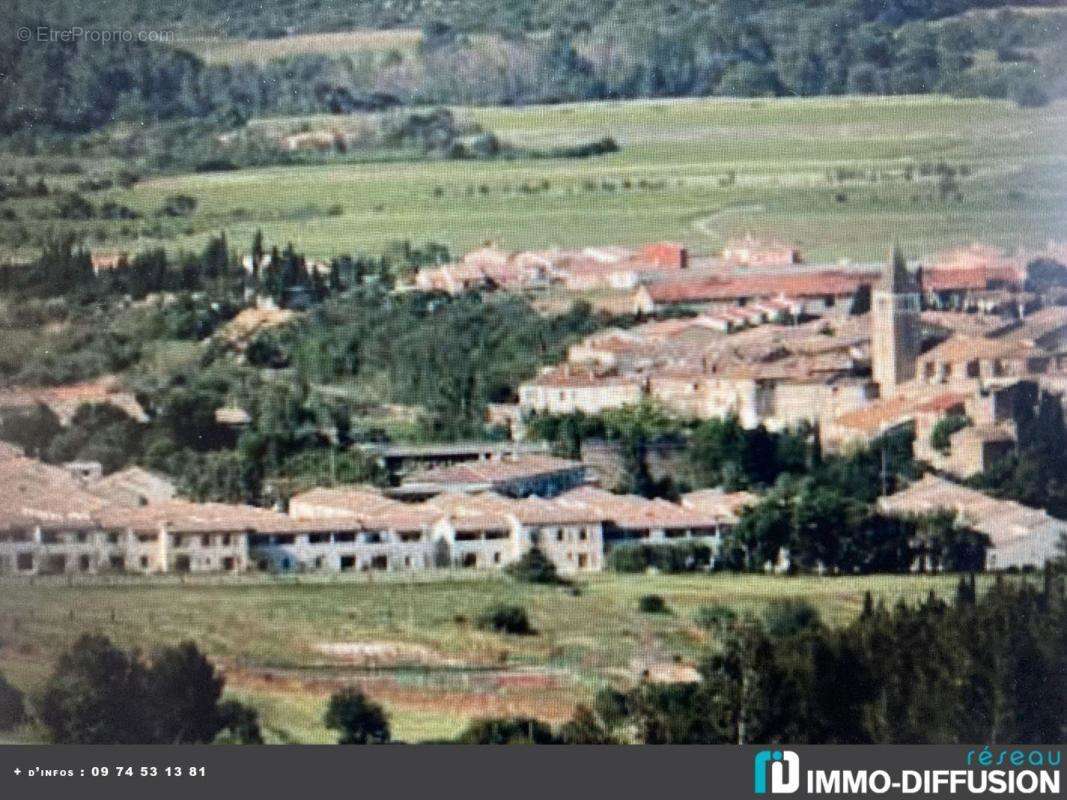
[871,248,921,396]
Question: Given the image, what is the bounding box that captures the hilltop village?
[3,237,1067,578]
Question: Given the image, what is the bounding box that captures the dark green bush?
[505,546,563,585]
[607,541,712,573]
[638,594,668,614]
[0,672,26,731]
[476,604,533,635]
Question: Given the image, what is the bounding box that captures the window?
[78,555,91,572]
[461,553,477,568]
[174,555,191,573]
[579,529,588,541]
[222,534,232,546]
[16,553,33,571]
[109,555,125,571]
[222,557,235,571]
[271,534,295,545]
[107,532,119,545]
[173,535,184,548]
[76,532,88,543]
[556,530,564,541]
[308,533,330,544]
[140,556,150,569]
[201,534,211,547]
[578,553,588,568]
[340,555,356,571]
[493,552,501,564]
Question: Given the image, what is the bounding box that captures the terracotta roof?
[557,486,721,530]
[0,448,109,528]
[914,392,969,413]
[831,394,915,435]
[679,489,757,521]
[878,474,1067,549]
[290,487,439,530]
[998,306,1067,346]
[405,455,585,488]
[918,334,1039,364]
[527,366,644,389]
[644,270,871,304]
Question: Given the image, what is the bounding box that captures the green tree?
[144,641,226,744]
[0,403,62,458]
[505,545,562,585]
[0,672,26,731]
[456,716,557,744]
[324,689,390,745]
[36,634,150,744]
[476,604,533,635]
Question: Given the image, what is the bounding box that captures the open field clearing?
[183,29,424,64]
[0,571,989,742]
[52,95,1065,262]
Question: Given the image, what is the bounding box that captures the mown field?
[0,571,987,743]
[35,95,1059,263]
[185,29,424,64]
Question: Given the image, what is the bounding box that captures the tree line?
[4,2,1064,138]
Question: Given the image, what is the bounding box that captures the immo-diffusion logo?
[754,750,801,794]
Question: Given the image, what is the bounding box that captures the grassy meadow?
[184,29,424,64]
[0,571,988,743]
[31,94,1061,263]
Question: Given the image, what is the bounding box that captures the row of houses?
[0,445,752,577]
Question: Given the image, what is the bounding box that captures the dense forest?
[3,1,1065,137]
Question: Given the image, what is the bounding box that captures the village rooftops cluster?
[517,312,876,430]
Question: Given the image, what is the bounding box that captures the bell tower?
[871,247,921,396]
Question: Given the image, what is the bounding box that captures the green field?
[184,29,424,64]
[0,571,988,743]
[41,95,1062,263]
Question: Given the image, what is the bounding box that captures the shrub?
[35,634,254,744]
[158,194,197,217]
[505,546,562,584]
[324,688,390,745]
[607,542,712,573]
[762,599,822,638]
[930,414,971,454]
[638,594,668,614]
[0,672,26,731]
[694,604,737,631]
[476,604,533,635]
[456,716,556,744]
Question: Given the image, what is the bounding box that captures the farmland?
[8,94,1060,264]
[185,29,424,65]
[0,571,988,743]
